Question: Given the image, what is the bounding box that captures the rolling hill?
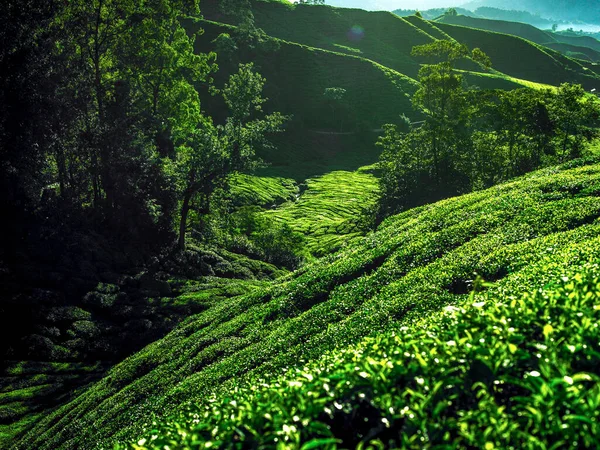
[434,21,600,89]
[436,13,556,45]
[436,13,600,63]
[545,42,600,62]
[12,157,600,449]
[201,1,600,90]
[462,0,600,23]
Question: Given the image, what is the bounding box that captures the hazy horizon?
[325,0,462,11]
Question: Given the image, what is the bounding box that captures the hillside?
[436,13,555,45]
[553,33,600,54]
[434,21,600,89]
[545,42,600,62]
[462,0,600,23]
[5,2,600,447]
[13,157,600,449]
[201,1,600,89]
[436,13,600,62]
[201,1,432,78]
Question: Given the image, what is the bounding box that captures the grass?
[14,157,600,449]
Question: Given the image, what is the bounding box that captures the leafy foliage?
[15,159,600,449]
[128,264,600,449]
[378,41,600,218]
[173,62,288,249]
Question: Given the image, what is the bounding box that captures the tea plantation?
[15,158,600,449]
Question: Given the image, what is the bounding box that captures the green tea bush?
[130,264,600,449]
[16,160,600,449]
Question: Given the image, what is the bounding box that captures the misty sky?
[325,0,462,11]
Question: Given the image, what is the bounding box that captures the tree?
[377,125,432,217]
[446,8,458,16]
[472,48,492,71]
[48,0,216,237]
[550,83,600,161]
[323,87,347,131]
[174,63,287,249]
[411,41,472,187]
[219,0,279,55]
[377,41,492,217]
[0,0,60,251]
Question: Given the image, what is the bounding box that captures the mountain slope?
[15,158,600,449]
[436,13,600,62]
[436,13,555,45]
[545,42,600,62]
[202,1,433,78]
[202,1,600,87]
[462,0,600,23]
[553,33,600,54]
[434,22,600,88]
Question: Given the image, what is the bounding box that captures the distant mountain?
[461,0,600,23]
[393,7,477,20]
[472,6,553,26]
[435,13,556,44]
[436,13,600,62]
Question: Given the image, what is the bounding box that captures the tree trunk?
[55,145,67,198]
[178,190,192,250]
[562,126,570,161]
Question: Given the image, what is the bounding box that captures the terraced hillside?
[545,42,600,62]
[434,22,600,89]
[191,19,419,154]
[436,13,556,45]
[264,166,379,256]
[201,1,431,78]
[198,1,600,92]
[0,246,281,448]
[15,158,600,449]
[553,33,600,54]
[437,13,600,62]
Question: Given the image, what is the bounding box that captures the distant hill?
[436,13,556,45]
[201,1,600,91]
[434,21,600,88]
[392,7,476,20]
[436,13,600,63]
[462,0,600,23]
[472,6,553,26]
[544,41,600,62]
[552,32,600,53]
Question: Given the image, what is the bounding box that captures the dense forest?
[3,0,600,448]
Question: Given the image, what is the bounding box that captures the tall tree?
[550,83,600,161]
[174,63,287,249]
[410,40,474,190]
[50,0,215,236]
